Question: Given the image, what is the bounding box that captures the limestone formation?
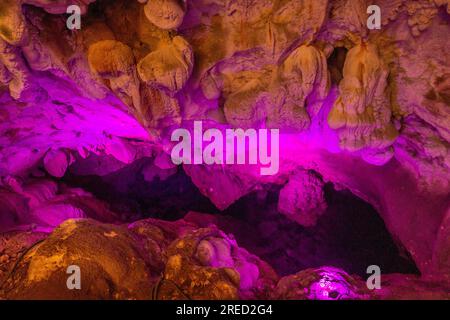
[278,171,327,227]
[88,40,141,112]
[273,266,369,300]
[328,42,398,159]
[143,0,187,30]
[0,0,448,301]
[3,219,155,299]
[137,35,194,92]
[0,0,26,45]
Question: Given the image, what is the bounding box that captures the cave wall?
[0,0,449,294]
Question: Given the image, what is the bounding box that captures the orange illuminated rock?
[143,0,186,30]
[3,219,155,300]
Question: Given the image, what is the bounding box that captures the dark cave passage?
[327,47,348,85]
[60,157,420,279]
[63,157,219,221]
[220,184,420,278]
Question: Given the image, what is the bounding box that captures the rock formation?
[0,0,448,300]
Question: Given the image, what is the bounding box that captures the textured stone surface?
[278,170,327,227]
[161,226,277,299]
[0,187,448,300]
[0,217,278,300]
[0,0,448,300]
[328,42,398,158]
[144,0,186,30]
[0,177,123,232]
[272,266,370,300]
[2,219,154,299]
[0,0,447,185]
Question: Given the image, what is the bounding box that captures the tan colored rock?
[278,44,330,118]
[159,227,276,299]
[375,0,404,27]
[138,86,181,129]
[273,266,369,300]
[88,40,136,78]
[43,149,69,178]
[202,44,328,130]
[128,218,198,272]
[223,0,328,57]
[328,42,398,156]
[137,36,193,92]
[0,231,48,289]
[158,229,239,300]
[323,0,367,43]
[271,0,328,41]
[223,73,273,128]
[88,40,141,111]
[0,0,26,45]
[4,219,155,299]
[0,39,36,100]
[278,170,327,227]
[143,0,186,30]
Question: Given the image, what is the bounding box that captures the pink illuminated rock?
[273,266,369,300]
[3,219,155,300]
[30,203,86,227]
[1,217,278,300]
[0,0,448,301]
[0,0,26,45]
[43,149,69,178]
[23,1,96,14]
[327,42,398,157]
[278,170,327,227]
[373,273,450,300]
[137,36,194,92]
[183,163,259,210]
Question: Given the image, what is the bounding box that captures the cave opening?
[60,156,420,279]
[328,47,348,85]
[220,183,420,278]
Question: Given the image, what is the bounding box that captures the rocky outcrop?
[0,0,447,183]
[2,219,155,299]
[328,42,398,164]
[273,266,370,300]
[278,170,327,227]
[0,217,278,300]
[0,0,448,300]
[0,177,122,232]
